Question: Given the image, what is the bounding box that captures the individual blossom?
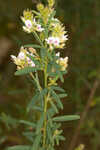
[56,52,60,57]
[60,34,68,43]
[57,57,68,71]
[36,24,44,32]
[53,37,60,46]
[32,19,44,32]
[22,18,33,33]
[48,0,55,8]
[25,20,32,29]
[45,37,54,50]
[11,47,36,70]
[56,52,68,71]
[45,36,60,49]
[21,10,34,33]
[45,37,54,45]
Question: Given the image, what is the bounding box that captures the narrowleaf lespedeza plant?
[8,0,80,149]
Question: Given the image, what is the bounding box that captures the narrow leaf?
[19,120,36,128]
[24,44,41,48]
[49,100,59,113]
[51,86,65,92]
[50,89,63,109]
[58,93,67,98]
[15,67,39,76]
[31,134,41,150]
[53,115,80,122]
[23,132,35,142]
[27,93,40,112]
[36,113,44,134]
[6,145,31,150]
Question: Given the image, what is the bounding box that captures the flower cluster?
[9,1,73,150]
[45,18,68,49]
[20,0,68,49]
[11,0,68,72]
[11,47,36,70]
[21,10,44,33]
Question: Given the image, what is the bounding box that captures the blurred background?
[0,0,100,150]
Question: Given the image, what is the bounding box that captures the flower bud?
[48,0,55,8]
[28,47,36,54]
[37,3,44,12]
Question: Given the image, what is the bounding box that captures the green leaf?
[15,67,39,76]
[49,100,59,113]
[6,145,31,150]
[32,32,43,46]
[27,88,47,113]
[50,86,65,92]
[27,93,40,112]
[53,115,80,122]
[24,44,41,49]
[58,71,64,82]
[57,135,66,141]
[40,88,48,98]
[50,89,63,109]
[58,93,67,98]
[19,120,36,128]
[40,48,47,58]
[36,113,44,134]
[47,108,56,118]
[32,106,43,112]
[39,88,48,107]
[31,134,42,150]
[47,127,53,145]
[23,132,35,142]
[0,113,18,129]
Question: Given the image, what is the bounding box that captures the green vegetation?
[0,0,100,150]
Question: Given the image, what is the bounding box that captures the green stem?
[43,60,48,148]
[32,31,44,47]
[30,72,42,92]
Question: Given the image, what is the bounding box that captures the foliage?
[1,0,80,150]
[0,0,100,149]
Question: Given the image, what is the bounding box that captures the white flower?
[26,52,35,67]
[53,37,60,46]
[25,20,32,29]
[60,34,68,42]
[45,37,54,45]
[33,19,44,32]
[36,24,44,32]
[56,52,60,57]
[56,56,68,71]
[23,26,31,33]
[46,37,60,47]
[11,47,36,68]
[22,20,33,33]
[59,57,68,62]
[11,55,16,60]
[18,51,26,60]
